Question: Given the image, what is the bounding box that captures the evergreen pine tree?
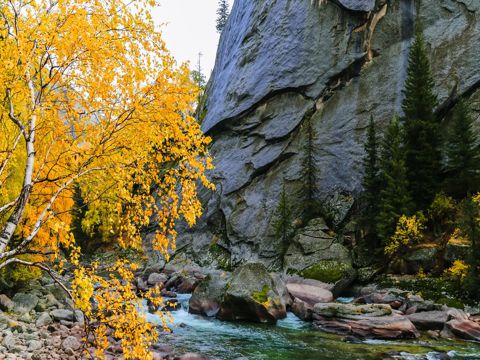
[216,0,230,34]
[303,116,317,217]
[376,117,412,243]
[443,99,480,198]
[402,27,440,210]
[274,183,293,266]
[361,116,381,248]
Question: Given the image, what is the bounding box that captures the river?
[146,294,480,360]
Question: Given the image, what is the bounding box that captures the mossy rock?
[218,263,287,324]
[252,285,271,304]
[301,260,351,283]
[208,243,232,271]
[357,266,382,283]
[301,260,356,297]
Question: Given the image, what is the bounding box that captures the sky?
[152,0,234,77]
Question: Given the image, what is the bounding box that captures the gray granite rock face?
[336,0,376,12]
[171,0,480,270]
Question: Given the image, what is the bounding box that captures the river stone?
[446,319,480,341]
[175,354,210,360]
[35,312,53,327]
[218,263,287,324]
[406,294,437,312]
[136,277,149,292]
[3,333,16,351]
[357,288,406,306]
[313,303,393,318]
[62,335,81,351]
[0,294,14,312]
[189,273,229,317]
[271,273,293,308]
[286,283,333,306]
[12,293,39,314]
[313,314,419,339]
[164,0,480,269]
[27,340,43,351]
[291,297,314,321]
[50,309,75,322]
[147,272,168,287]
[313,302,419,339]
[446,308,469,322]
[406,311,449,330]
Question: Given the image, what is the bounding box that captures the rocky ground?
[0,275,87,360]
[0,272,208,360]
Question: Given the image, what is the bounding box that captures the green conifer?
[443,99,480,198]
[402,27,440,210]
[274,183,293,266]
[376,117,412,243]
[216,0,230,34]
[303,116,317,217]
[361,116,381,248]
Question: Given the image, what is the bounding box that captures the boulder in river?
[189,273,229,317]
[147,272,168,287]
[406,311,449,330]
[218,263,287,324]
[446,319,480,342]
[286,283,333,306]
[291,298,314,321]
[312,303,418,339]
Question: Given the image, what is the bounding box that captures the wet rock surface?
[189,273,229,317]
[218,263,287,324]
[312,303,418,339]
[286,283,333,306]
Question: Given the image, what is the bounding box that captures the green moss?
[251,285,271,304]
[209,243,232,271]
[378,275,469,307]
[301,261,350,283]
[436,297,465,310]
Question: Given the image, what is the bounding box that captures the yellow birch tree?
[0,1,213,358]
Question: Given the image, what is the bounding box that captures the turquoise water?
[147,294,480,360]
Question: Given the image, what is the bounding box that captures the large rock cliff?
[172,0,480,270]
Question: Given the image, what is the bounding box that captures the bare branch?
[0,130,22,180]
[6,89,25,136]
[0,258,72,298]
[0,198,18,214]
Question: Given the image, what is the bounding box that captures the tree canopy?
[0,1,213,358]
[402,28,440,210]
[216,0,230,33]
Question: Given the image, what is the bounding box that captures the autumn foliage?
[0,0,213,358]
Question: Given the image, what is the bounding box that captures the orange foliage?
[0,1,213,358]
